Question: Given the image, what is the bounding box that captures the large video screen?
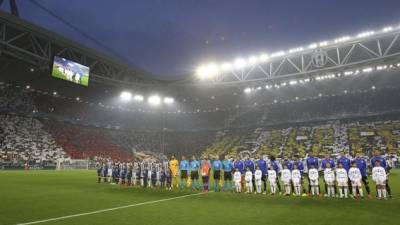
[51,56,90,86]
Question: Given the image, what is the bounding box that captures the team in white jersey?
[336,163,348,198]
[308,165,320,196]
[291,165,302,196]
[281,165,292,196]
[349,162,363,198]
[372,161,388,199]
[323,163,335,197]
[254,166,263,194]
[233,168,242,193]
[268,166,278,195]
[244,168,253,193]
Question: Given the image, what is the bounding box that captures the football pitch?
[1,170,399,225]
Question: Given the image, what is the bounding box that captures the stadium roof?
[0,10,165,87]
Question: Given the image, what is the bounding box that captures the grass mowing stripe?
[16,192,206,225]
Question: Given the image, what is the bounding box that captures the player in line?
[233,168,242,193]
[372,160,388,200]
[244,167,253,193]
[308,164,319,197]
[336,163,348,198]
[323,162,335,198]
[349,162,363,198]
[291,164,302,196]
[281,165,292,196]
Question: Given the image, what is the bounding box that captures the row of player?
[96,150,392,199]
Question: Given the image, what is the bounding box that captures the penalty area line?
[16,192,206,225]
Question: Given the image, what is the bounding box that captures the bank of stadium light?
[344,71,354,76]
[377,65,387,70]
[308,43,318,49]
[234,58,247,69]
[334,36,351,43]
[270,51,285,57]
[259,53,269,62]
[195,23,400,79]
[382,26,393,32]
[220,62,233,71]
[248,56,259,65]
[357,31,375,38]
[362,67,373,73]
[319,41,328,47]
[163,97,174,104]
[120,91,132,101]
[148,95,161,106]
[289,47,303,53]
[133,95,144,102]
[196,63,219,80]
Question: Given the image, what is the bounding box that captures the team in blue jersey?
[95,149,393,199]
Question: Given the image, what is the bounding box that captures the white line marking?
[16,192,205,225]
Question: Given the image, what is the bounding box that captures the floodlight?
[357,31,374,38]
[362,67,373,73]
[234,58,247,69]
[120,91,132,101]
[196,63,219,79]
[148,95,161,106]
[289,47,303,53]
[244,87,252,93]
[344,71,354,76]
[334,36,350,43]
[271,51,285,57]
[319,41,328,47]
[163,97,174,104]
[382,27,393,32]
[308,43,318,49]
[248,56,258,65]
[220,62,233,71]
[134,95,144,102]
[259,53,269,62]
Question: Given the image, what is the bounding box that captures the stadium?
[1,1,400,225]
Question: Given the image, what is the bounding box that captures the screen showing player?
[51,56,90,86]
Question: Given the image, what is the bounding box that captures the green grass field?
[0,170,399,225]
[52,65,89,86]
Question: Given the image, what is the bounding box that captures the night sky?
[1,0,400,79]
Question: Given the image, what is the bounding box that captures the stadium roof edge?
[0,11,168,84]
